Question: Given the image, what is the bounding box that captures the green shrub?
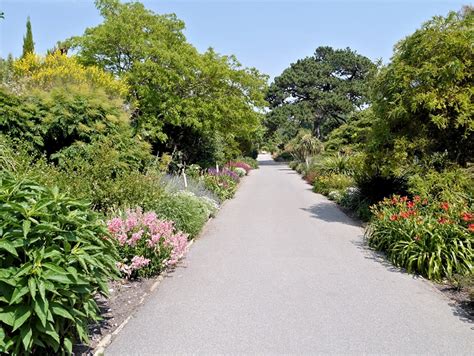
[288,161,298,170]
[339,188,372,221]
[0,172,118,354]
[155,192,210,239]
[313,173,354,195]
[408,168,474,204]
[367,195,473,280]
[273,151,293,162]
[0,85,132,159]
[295,163,307,175]
[354,171,409,206]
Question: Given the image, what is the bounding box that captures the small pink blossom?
[128,229,144,246]
[130,255,150,270]
[117,233,128,246]
[107,217,123,234]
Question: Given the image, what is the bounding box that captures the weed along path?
[106,154,473,355]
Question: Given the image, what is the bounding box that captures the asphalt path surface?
[107,154,473,355]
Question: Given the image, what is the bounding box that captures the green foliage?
[312,173,354,195]
[367,195,473,280]
[325,108,375,152]
[155,191,211,238]
[69,0,267,162]
[338,188,372,221]
[0,84,134,159]
[265,46,375,144]
[0,172,118,354]
[368,9,473,176]
[273,151,293,162]
[408,168,474,204]
[21,17,34,58]
[1,135,161,214]
[285,130,323,165]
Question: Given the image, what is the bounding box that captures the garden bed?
[74,278,159,354]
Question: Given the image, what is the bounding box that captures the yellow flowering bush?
[13,52,128,98]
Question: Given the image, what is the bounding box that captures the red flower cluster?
[438,217,449,224]
[461,212,473,222]
[469,224,474,232]
[440,202,450,211]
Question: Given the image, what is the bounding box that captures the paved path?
[107,154,473,355]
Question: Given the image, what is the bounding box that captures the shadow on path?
[301,201,361,227]
[259,159,288,166]
[352,237,474,325]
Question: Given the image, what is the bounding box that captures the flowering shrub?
[237,156,259,169]
[207,167,240,182]
[226,161,251,174]
[367,195,473,280]
[203,170,239,201]
[107,208,188,278]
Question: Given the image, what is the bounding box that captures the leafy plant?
[312,173,354,196]
[367,195,473,280]
[0,172,118,354]
[155,192,211,238]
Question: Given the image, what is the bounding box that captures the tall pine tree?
[22,16,34,57]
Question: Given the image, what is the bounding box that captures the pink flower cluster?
[130,256,151,270]
[107,208,189,275]
[226,161,251,174]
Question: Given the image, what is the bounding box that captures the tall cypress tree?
[22,16,34,57]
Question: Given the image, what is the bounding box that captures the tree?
[68,0,267,164]
[367,9,474,176]
[22,16,35,58]
[285,129,322,166]
[266,46,375,140]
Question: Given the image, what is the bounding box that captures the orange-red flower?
[468,224,474,232]
[390,214,398,221]
[414,195,421,202]
[440,202,449,211]
[399,211,410,219]
[407,201,415,209]
[438,217,449,224]
[461,212,473,222]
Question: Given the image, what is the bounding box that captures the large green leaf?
[12,306,32,332]
[0,240,17,257]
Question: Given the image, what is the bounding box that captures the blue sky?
[0,0,467,79]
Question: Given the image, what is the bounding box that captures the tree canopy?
[67,0,267,164]
[265,46,375,141]
[366,8,473,175]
